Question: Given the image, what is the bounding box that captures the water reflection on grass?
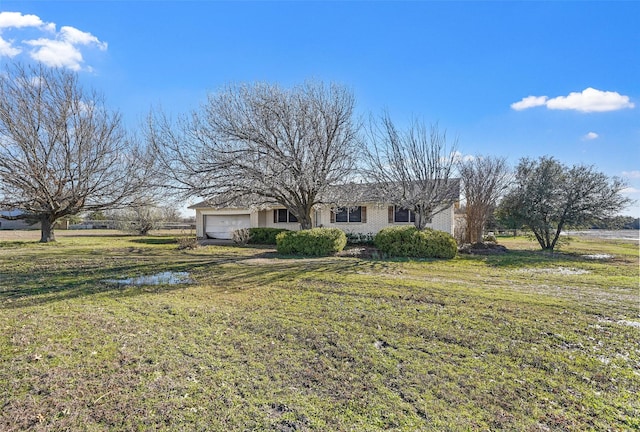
[103,271,192,286]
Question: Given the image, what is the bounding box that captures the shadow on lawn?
[473,249,596,268]
[199,257,365,292]
[129,238,178,245]
[0,260,201,309]
[0,246,366,309]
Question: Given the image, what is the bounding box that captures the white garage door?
[204,214,251,240]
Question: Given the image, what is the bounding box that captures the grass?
[0,232,638,431]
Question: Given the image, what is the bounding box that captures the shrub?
[232,228,251,246]
[345,232,375,245]
[374,226,457,259]
[276,228,347,256]
[247,227,289,245]
[176,236,199,250]
[483,233,497,243]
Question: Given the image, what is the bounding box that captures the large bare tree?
[458,155,510,243]
[0,63,150,242]
[148,81,361,229]
[361,114,459,230]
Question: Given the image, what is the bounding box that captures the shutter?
[361,206,367,223]
[330,209,335,223]
[273,210,277,224]
[388,206,394,223]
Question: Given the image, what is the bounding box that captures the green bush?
[276,228,347,256]
[248,227,290,245]
[345,232,375,245]
[374,226,457,259]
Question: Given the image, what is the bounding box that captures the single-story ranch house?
[189,181,460,240]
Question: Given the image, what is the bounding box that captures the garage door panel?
[205,215,250,239]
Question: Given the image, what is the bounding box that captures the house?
[189,181,460,240]
[0,210,39,230]
[0,210,70,230]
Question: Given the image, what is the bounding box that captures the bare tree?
[499,156,631,251]
[0,63,150,242]
[148,81,361,229]
[361,113,459,230]
[111,203,183,235]
[458,155,510,243]
[111,205,164,235]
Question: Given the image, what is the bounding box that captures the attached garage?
[204,214,250,239]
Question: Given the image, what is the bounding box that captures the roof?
[189,179,461,210]
[188,194,278,210]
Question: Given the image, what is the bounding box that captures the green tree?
[499,156,630,251]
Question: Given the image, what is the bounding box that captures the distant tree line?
[588,216,639,230]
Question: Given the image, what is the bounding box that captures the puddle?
[103,271,193,286]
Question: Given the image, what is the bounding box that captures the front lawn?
[0,233,638,430]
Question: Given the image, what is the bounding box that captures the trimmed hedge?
[374,226,457,259]
[248,227,290,245]
[276,228,347,256]
[345,232,375,246]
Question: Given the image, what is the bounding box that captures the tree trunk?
[474,225,484,243]
[549,222,565,251]
[40,217,56,243]
[413,210,430,231]
[298,210,313,230]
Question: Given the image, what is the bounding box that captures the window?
[274,209,298,223]
[332,206,365,223]
[390,206,430,224]
[394,206,413,223]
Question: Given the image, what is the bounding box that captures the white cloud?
[0,11,45,29]
[451,151,475,163]
[582,132,599,140]
[0,11,105,71]
[621,187,640,195]
[510,95,548,111]
[25,38,84,70]
[511,88,635,113]
[60,26,107,50]
[0,36,21,57]
[547,88,634,112]
[622,170,640,179]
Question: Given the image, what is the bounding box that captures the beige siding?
[319,203,455,235]
[194,203,456,238]
[263,209,300,230]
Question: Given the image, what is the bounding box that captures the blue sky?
[1,1,639,216]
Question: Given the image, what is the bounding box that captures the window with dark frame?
[335,207,348,223]
[333,206,363,223]
[275,209,298,223]
[348,206,362,222]
[393,206,416,223]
